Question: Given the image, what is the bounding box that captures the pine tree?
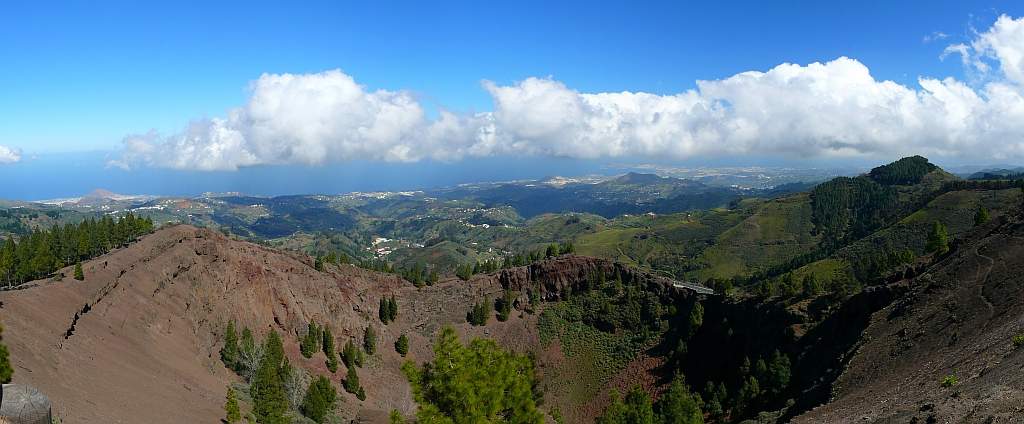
[356,386,366,401]
[496,291,512,322]
[737,375,761,416]
[300,375,337,424]
[596,387,654,424]
[221,320,239,368]
[250,331,289,424]
[926,221,949,255]
[344,365,360,394]
[74,262,84,281]
[767,350,791,396]
[237,327,258,376]
[388,296,398,322]
[363,326,377,355]
[301,322,320,359]
[225,386,242,423]
[341,340,359,368]
[466,296,491,326]
[379,298,389,323]
[655,378,703,424]
[402,326,543,423]
[394,334,409,356]
[975,206,991,226]
[0,323,13,406]
[322,327,338,373]
[389,409,404,424]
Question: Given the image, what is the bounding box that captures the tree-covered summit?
[867,155,938,185]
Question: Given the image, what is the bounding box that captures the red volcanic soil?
[1,225,680,423]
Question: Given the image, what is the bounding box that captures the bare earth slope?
[1,225,676,423]
[795,216,1024,423]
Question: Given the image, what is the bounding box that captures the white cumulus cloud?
[0,146,21,164]
[118,14,1024,170]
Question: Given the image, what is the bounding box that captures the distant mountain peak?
[614,172,666,184]
[83,188,119,199]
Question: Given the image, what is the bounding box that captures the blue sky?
[3,1,1024,198]
[1,0,1015,152]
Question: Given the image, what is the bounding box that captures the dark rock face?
[497,255,692,301]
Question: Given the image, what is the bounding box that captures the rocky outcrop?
[497,254,696,301]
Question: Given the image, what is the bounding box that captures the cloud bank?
[118,14,1024,171]
[0,146,21,164]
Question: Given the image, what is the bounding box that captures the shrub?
[941,374,958,388]
[1014,334,1024,348]
[73,262,84,281]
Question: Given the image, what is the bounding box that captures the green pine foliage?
[495,291,513,322]
[344,365,361,394]
[926,220,950,255]
[388,296,398,321]
[250,331,290,424]
[389,409,405,424]
[356,386,366,401]
[363,326,377,355]
[467,296,491,326]
[225,386,242,423]
[395,334,409,356]
[596,387,655,424]
[867,155,937,185]
[0,323,13,385]
[300,375,337,424]
[545,243,560,258]
[402,262,428,287]
[73,262,84,281]
[455,264,474,281]
[322,327,338,373]
[300,322,321,359]
[975,206,991,225]
[341,339,363,368]
[221,320,239,368]
[765,350,791,396]
[379,296,399,323]
[0,213,154,286]
[810,176,899,246]
[402,326,544,424]
[237,327,259,378]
